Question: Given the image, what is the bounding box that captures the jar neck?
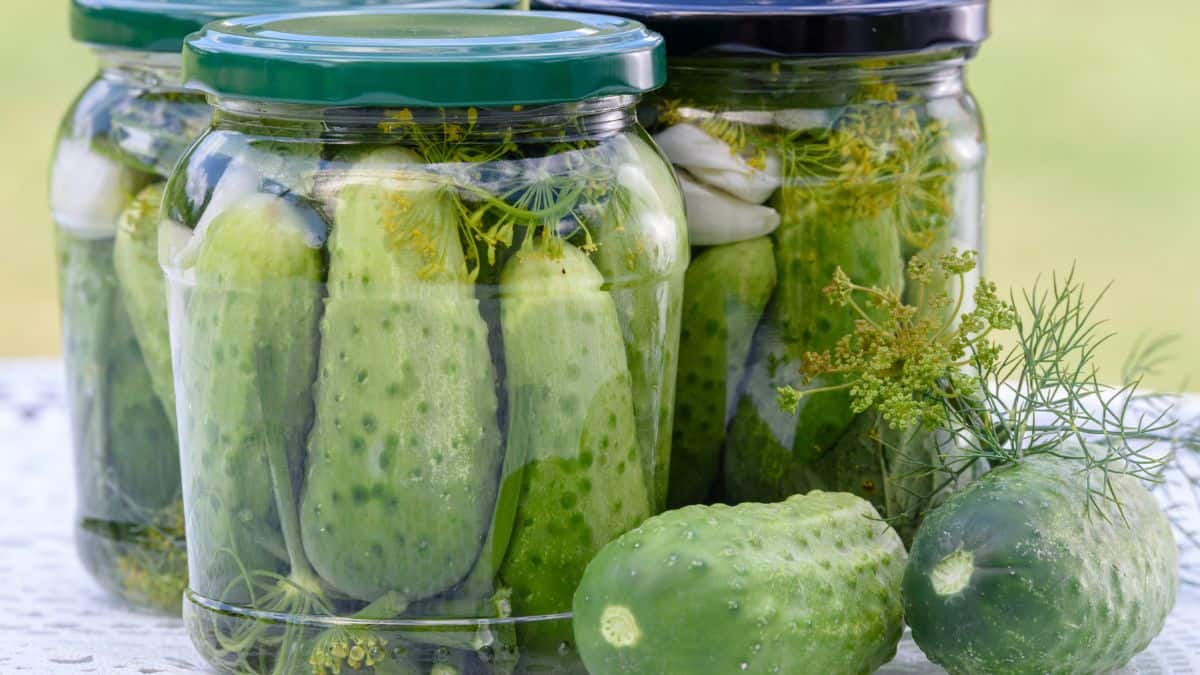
[209,96,640,144]
[95,48,186,92]
[665,48,970,102]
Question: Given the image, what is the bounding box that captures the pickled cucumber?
[179,192,324,601]
[114,182,176,427]
[668,237,775,507]
[300,147,503,603]
[723,322,857,502]
[723,192,906,504]
[591,133,688,511]
[498,243,652,658]
[59,230,179,515]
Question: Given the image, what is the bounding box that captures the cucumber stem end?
[930,548,974,597]
[600,604,642,649]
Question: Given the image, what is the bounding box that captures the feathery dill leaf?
[779,252,1177,514]
[378,107,625,273]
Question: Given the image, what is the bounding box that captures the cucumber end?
[600,604,642,649]
[930,548,974,597]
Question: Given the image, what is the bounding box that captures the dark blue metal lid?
[532,0,989,57]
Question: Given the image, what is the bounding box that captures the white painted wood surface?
[0,360,1196,674]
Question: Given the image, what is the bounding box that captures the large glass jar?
[53,0,519,616]
[541,0,988,540]
[164,10,683,673]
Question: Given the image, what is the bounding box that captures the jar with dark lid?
[166,9,684,672]
[538,0,989,540]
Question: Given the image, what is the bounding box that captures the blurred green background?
[1,1,1197,390]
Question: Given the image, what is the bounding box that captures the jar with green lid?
[539,0,989,539]
[164,9,683,673]
[53,0,518,615]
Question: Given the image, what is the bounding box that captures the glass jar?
[540,0,988,539]
[52,0,519,615]
[165,10,683,673]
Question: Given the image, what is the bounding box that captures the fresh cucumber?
[904,454,1179,675]
[300,147,502,604]
[498,243,652,661]
[668,237,775,507]
[573,491,907,675]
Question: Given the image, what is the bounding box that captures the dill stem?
[846,294,885,332]
[797,381,857,397]
[932,271,967,342]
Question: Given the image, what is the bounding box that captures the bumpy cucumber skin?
[114,182,176,429]
[498,244,652,660]
[573,491,907,675]
[59,229,180,516]
[904,456,1179,675]
[724,191,905,504]
[177,193,323,602]
[592,132,688,512]
[300,148,502,603]
[668,238,775,507]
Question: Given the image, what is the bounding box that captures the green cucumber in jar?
[904,454,1179,675]
[179,192,324,602]
[770,190,906,349]
[114,182,176,429]
[572,491,907,675]
[668,237,775,507]
[498,242,651,662]
[59,229,180,515]
[300,147,503,604]
[591,133,688,512]
[104,288,180,512]
[722,322,855,503]
[724,195,906,504]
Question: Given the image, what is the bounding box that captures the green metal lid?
[70,0,519,53]
[182,9,665,106]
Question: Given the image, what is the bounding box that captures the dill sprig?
[378,107,624,274]
[779,252,1177,514]
[779,249,1015,430]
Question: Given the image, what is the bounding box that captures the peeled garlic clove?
[678,172,780,246]
[687,149,782,204]
[653,123,745,172]
[773,108,832,132]
[654,124,782,203]
[50,138,146,239]
[674,107,777,126]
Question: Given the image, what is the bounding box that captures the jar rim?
[182,9,666,107]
